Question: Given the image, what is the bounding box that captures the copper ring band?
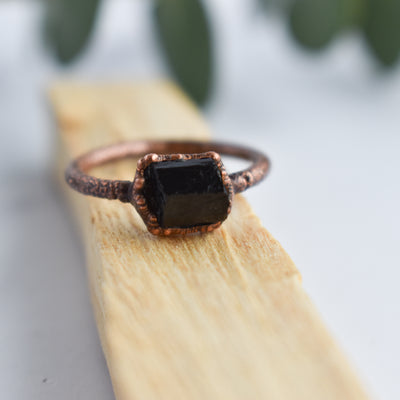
[65,140,270,235]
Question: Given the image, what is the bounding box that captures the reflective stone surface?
[143,158,230,228]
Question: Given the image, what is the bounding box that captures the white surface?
[1,1,399,399]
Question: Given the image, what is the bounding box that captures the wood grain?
[51,81,369,400]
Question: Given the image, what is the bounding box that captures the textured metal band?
[65,140,270,203]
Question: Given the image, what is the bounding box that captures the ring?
[65,141,270,236]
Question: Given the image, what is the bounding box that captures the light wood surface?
[51,81,369,400]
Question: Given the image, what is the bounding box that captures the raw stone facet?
[143,158,230,228]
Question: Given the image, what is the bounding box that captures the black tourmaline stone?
[143,158,230,228]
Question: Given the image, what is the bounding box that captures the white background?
[0,1,399,399]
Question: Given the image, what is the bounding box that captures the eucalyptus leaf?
[289,0,340,49]
[44,0,100,63]
[363,0,400,66]
[154,0,212,105]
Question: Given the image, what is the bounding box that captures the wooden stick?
[51,81,369,400]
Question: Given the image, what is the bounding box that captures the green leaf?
[338,0,366,27]
[363,0,400,66]
[153,0,213,105]
[44,0,100,63]
[288,0,341,49]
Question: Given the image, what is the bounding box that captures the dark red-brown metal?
[65,140,271,235]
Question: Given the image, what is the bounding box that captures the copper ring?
[65,140,270,235]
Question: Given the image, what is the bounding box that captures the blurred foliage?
[363,0,400,66]
[44,0,101,63]
[154,0,212,104]
[43,0,400,106]
[289,0,341,49]
[277,0,400,67]
[43,0,212,105]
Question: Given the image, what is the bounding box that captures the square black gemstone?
[142,158,230,229]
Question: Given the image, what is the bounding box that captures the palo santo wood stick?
[51,81,369,400]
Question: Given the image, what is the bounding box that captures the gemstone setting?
[132,152,233,235]
[143,158,230,228]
